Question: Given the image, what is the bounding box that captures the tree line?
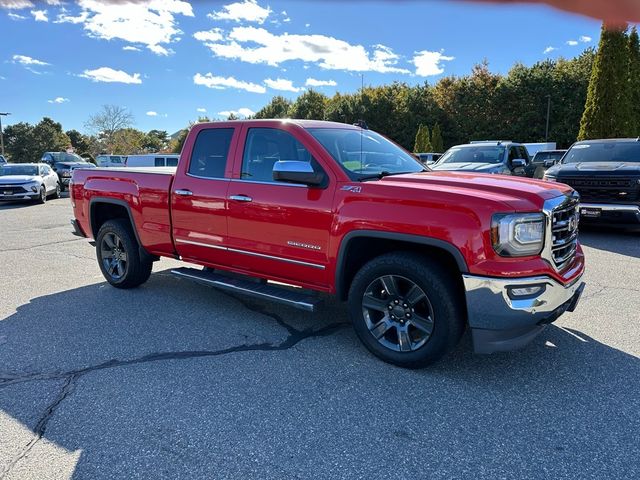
[4,24,636,163]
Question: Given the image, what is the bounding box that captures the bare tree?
[85,105,134,153]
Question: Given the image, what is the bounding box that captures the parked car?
[415,152,442,166]
[41,151,96,191]
[125,154,179,167]
[0,155,7,165]
[525,150,567,179]
[71,120,585,368]
[544,138,640,226]
[96,155,126,168]
[431,141,530,176]
[0,163,60,203]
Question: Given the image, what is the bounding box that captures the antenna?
[359,74,364,173]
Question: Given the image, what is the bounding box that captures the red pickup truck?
[70,120,585,367]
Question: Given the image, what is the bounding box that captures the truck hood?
[0,175,40,184]
[57,162,94,169]
[548,162,640,176]
[379,171,571,210]
[431,162,502,172]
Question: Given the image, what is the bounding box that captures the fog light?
[31,186,38,193]
[508,284,546,299]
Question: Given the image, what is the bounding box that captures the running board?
[171,267,321,312]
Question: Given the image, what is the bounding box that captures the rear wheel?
[348,252,465,368]
[96,219,152,289]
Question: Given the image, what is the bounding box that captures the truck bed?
[71,167,176,257]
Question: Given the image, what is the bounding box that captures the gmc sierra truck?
[70,120,585,368]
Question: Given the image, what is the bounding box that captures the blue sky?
[1,0,601,135]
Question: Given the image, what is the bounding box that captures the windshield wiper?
[357,170,426,182]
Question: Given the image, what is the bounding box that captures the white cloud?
[218,108,255,118]
[197,107,207,113]
[281,10,290,22]
[123,45,141,52]
[580,35,592,43]
[0,1,34,9]
[79,67,142,84]
[197,26,410,74]
[305,23,310,28]
[146,111,158,116]
[54,0,193,56]
[12,54,50,66]
[193,73,266,93]
[7,12,26,20]
[306,78,337,87]
[193,28,223,43]
[264,77,301,92]
[566,40,579,46]
[208,0,271,24]
[543,46,557,54]
[30,9,47,21]
[413,50,454,76]
[48,97,69,104]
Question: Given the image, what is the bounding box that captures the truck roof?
[198,119,361,130]
[574,138,640,145]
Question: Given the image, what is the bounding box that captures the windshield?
[0,165,38,176]
[48,152,87,163]
[532,151,565,163]
[564,142,640,163]
[438,146,505,164]
[308,128,423,178]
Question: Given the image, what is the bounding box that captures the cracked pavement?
[1,197,639,479]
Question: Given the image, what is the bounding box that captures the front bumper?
[0,191,39,201]
[71,219,87,238]
[463,273,585,354]
[579,203,640,225]
[59,176,72,186]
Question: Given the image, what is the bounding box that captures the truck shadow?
[578,227,640,258]
[0,274,638,478]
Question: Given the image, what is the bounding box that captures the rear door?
[171,125,239,266]
[225,124,335,288]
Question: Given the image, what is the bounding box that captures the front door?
[226,126,335,289]
[171,125,239,266]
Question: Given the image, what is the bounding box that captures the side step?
[171,267,321,312]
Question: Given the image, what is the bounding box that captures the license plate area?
[580,207,602,218]
[3,191,12,195]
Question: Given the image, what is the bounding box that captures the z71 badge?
[340,185,362,193]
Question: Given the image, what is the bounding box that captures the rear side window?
[189,128,234,179]
[166,157,178,167]
[154,157,165,167]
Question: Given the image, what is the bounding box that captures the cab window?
[241,128,319,183]
[188,128,234,179]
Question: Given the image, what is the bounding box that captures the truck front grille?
[550,196,580,271]
[560,177,640,203]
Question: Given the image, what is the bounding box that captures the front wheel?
[52,183,61,199]
[348,252,465,368]
[36,186,46,204]
[96,219,152,289]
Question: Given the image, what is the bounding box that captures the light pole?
[0,112,10,157]
[544,95,551,142]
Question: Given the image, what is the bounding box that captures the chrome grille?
[550,196,580,271]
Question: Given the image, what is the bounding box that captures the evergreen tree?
[414,124,425,152]
[628,26,640,135]
[579,24,632,140]
[431,123,444,152]
[423,125,433,152]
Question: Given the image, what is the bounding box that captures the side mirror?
[510,159,526,169]
[273,161,325,186]
[543,160,555,168]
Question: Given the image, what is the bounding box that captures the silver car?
[0,163,60,203]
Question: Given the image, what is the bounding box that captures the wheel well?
[337,237,464,301]
[90,202,131,239]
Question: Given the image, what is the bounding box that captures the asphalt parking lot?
[0,196,639,480]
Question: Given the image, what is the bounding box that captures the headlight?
[543,174,556,182]
[491,213,545,257]
[27,181,40,192]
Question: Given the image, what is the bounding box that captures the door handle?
[175,189,193,196]
[229,194,253,203]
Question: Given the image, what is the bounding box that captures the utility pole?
[0,112,10,156]
[544,95,551,142]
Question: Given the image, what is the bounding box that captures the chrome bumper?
[463,273,585,354]
[580,203,640,214]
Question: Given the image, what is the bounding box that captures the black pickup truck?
[544,139,640,226]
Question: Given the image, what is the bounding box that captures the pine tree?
[423,125,433,152]
[414,124,425,152]
[431,123,444,152]
[628,26,640,135]
[579,24,632,140]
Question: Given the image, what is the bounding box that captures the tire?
[348,252,465,368]
[36,186,46,204]
[59,182,66,193]
[96,219,153,289]
[52,183,61,199]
